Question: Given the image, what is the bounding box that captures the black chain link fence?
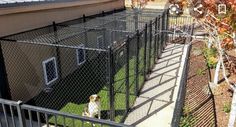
[168,16,193,44]
[0,8,171,125]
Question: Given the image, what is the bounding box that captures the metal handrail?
[0,98,132,127]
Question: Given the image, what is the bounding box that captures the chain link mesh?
[112,43,127,122]
[168,16,193,43]
[0,8,170,125]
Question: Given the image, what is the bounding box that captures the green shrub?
[180,107,195,127]
[196,68,206,76]
[180,114,195,127]
[223,102,231,113]
[203,47,218,68]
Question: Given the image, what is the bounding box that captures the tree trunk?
[213,60,221,85]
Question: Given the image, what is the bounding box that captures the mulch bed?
[181,41,216,126]
[182,40,236,127]
[213,49,236,127]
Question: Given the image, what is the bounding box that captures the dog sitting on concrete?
[82,94,101,119]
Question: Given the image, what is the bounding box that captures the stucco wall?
[0,0,125,37]
[1,41,57,101]
[1,40,108,102]
[0,0,124,101]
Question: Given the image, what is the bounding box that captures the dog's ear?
[95,95,101,101]
[89,95,94,101]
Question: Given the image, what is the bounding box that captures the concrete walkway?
[125,0,168,9]
[124,43,190,127]
[145,1,168,9]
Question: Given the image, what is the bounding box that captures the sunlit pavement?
[124,43,190,127]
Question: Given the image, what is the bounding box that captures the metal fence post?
[160,14,163,49]
[143,24,148,81]
[83,14,86,23]
[163,10,167,45]
[16,101,26,127]
[53,21,58,43]
[135,30,140,96]
[157,16,161,57]
[134,13,138,31]
[53,22,62,79]
[108,46,115,121]
[147,20,152,72]
[190,23,195,41]
[166,9,170,43]
[82,14,88,47]
[161,13,165,50]
[153,17,158,64]
[0,43,11,100]
[163,10,166,46]
[125,36,130,113]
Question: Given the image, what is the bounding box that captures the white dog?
[82,94,101,119]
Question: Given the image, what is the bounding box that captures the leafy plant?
[203,47,218,68]
[180,106,195,127]
[183,106,191,114]
[180,115,195,127]
[223,102,231,113]
[196,68,206,76]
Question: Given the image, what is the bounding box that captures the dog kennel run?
[0,8,193,126]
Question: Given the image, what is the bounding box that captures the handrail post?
[16,101,26,127]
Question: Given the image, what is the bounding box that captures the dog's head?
[89,94,101,102]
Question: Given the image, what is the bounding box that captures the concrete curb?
[171,42,192,127]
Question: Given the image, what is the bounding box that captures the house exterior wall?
[0,27,118,102]
[1,39,107,102]
[1,41,57,101]
[0,0,125,37]
[0,0,124,102]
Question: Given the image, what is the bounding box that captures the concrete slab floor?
[124,43,189,127]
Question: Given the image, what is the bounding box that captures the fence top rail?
[0,38,108,52]
[169,15,193,18]
[0,8,167,51]
[124,8,166,14]
[0,98,21,106]
[67,21,147,32]
[0,98,132,127]
[20,104,132,127]
[169,16,194,23]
